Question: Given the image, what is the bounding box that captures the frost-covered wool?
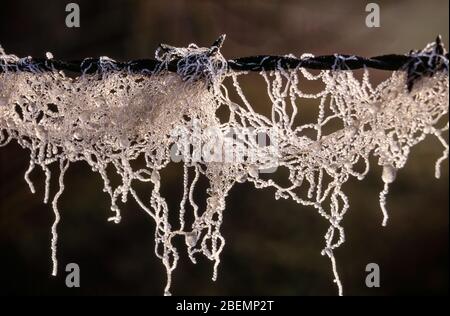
[0,38,448,296]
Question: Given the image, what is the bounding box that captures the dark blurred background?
[0,0,448,296]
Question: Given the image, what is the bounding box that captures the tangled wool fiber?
[0,36,448,295]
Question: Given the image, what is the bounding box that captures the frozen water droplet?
[369,102,381,114]
[236,173,247,183]
[229,102,239,111]
[79,112,90,124]
[247,165,259,178]
[35,126,48,140]
[311,141,321,152]
[382,165,397,183]
[151,170,160,184]
[208,196,219,210]
[119,135,130,147]
[391,141,400,152]
[345,125,357,138]
[185,231,198,247]
[0,95,9,106]
[72,129,83,141]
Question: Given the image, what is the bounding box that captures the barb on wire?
[0,35,448,92]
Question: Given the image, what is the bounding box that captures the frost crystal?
[0,37,448,295]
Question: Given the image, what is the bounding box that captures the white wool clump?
[0,39,448,296]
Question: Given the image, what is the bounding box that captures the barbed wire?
[1,35,448,91]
